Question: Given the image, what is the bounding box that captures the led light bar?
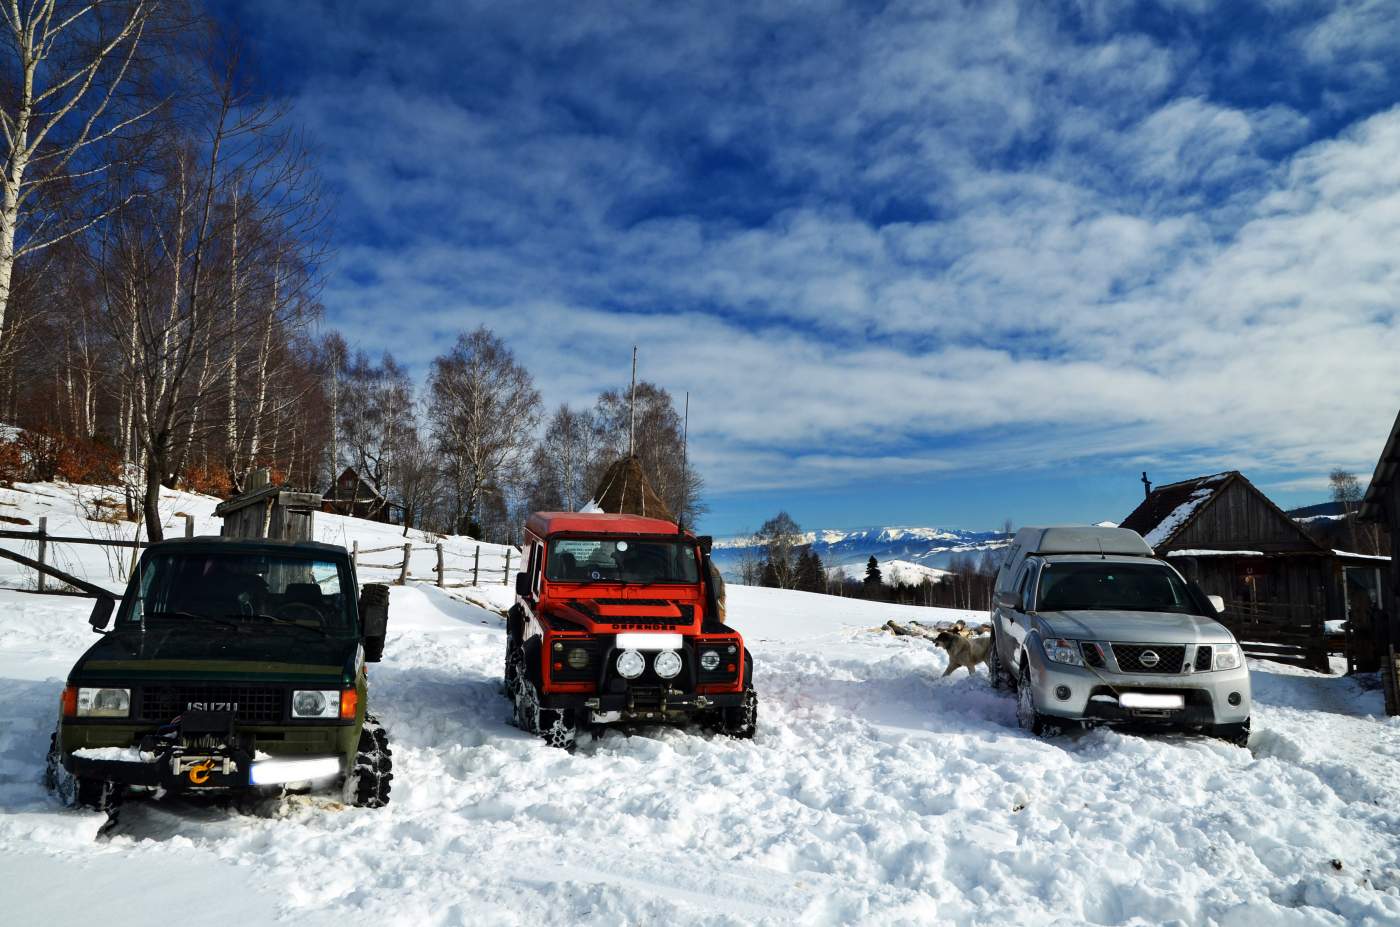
[1118,692,1184,710]
[249,756,342,785]
[614,632,683,651]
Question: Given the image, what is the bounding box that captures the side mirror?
[697,535,714,555]
[515,572,531,597]
[358,583,389,662]
[1208,594,1225,615]
[88,596,115,631]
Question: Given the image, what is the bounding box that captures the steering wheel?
[274,601,323,623]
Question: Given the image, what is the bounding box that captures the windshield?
[546,538,699,584]
[1037,562,1194,614]
[120,551,356,635]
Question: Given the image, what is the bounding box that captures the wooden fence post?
[399,543,411,585]
[503,548,511,585]
[352,540,359,569]
[185,514,195,538]
[35,516,46,593]
[436,542,444,588]
[472,546,480,586]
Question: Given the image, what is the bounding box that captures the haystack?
[589,455,673,521]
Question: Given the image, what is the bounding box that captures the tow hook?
[187,760,215,785]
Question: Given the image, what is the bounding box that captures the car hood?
[1039,610,1233,643]
[72,626,356,686]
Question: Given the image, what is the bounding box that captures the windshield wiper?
[144,611,244,631]
[236,613,331,636]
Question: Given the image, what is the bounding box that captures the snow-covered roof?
[1333,550,1390,562]
[1119,472,1233,550]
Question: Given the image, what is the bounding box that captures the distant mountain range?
[710,526,1010,582]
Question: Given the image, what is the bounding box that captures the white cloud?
[251,1,1400,502]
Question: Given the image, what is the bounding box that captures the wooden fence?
[0,518,518,595]
[350,540,515,588]
[1218,598,1329,672]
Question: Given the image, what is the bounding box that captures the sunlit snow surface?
[1,484,1399,925]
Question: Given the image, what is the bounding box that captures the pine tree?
[796,549,826,593]
[864,555,883,591]
[760,560,780,588]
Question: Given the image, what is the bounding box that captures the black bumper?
[64,748,256,791]
[542,689,746,712]
[1080,686,1218,727]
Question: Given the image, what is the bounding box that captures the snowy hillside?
[2,483,1400,925]
[711,525,1008,580]
[828,558,951,585]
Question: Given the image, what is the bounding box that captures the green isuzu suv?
[45,537,394,812]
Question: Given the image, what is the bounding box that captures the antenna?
[628,345,638,458]
[678,391,689,532]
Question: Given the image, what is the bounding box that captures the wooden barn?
[1360,409,1400,713]
[1121,471,1384,672]
[322,466,403,525]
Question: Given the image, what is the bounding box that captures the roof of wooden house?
[1362,408,1400,522]
[325,466,384,501]
[1120,470,1325,554]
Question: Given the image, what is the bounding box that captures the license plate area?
[1118,691,1185,711]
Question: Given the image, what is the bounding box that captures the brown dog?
[935,630,993,676]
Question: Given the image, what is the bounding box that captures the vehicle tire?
[715,653,757,739]
[1213,718,1250,748]
[503,609,523,695]
[346,715,393,808]
[360,584,390,663]
[510,649,577,753]
[1016,664,1057,737]
[988,629,1013,691]
[45,732,118,811]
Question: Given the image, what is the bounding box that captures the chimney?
[1141,471,1152,500]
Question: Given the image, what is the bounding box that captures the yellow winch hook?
[188,759,215,785]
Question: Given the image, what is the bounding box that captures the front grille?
[1080,642,1106,668]
[138,686,284,724]
[1111,644,1185,674]
[1194,646,1213,671]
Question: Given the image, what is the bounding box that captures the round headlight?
[567,647,590,670]
[699,649,721,671]
[654,650,682,679]
[293,690,327,716]
[616,649,645,679]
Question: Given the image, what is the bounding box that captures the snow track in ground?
[2,522,1400,922]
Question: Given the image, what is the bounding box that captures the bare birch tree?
[94,37,322,540]
[0,0,162,345]
[427,326,540,537]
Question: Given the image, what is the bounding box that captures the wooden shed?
[214,468,323,542]
[1360,409,1400,713]
[1121,471,1379,672]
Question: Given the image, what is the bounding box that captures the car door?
[992,557,1030,665]
[1004,560,1038,666]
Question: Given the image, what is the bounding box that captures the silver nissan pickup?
[987,526,1251,745]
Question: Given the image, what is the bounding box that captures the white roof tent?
[1014,526,1153,557]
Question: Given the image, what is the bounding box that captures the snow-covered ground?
[2,484,1400,925]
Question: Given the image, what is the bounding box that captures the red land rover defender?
[505,512,756,750]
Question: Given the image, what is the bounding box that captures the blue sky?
[220,0,1400,536]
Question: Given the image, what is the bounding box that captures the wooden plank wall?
[1173,480,1317,553]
